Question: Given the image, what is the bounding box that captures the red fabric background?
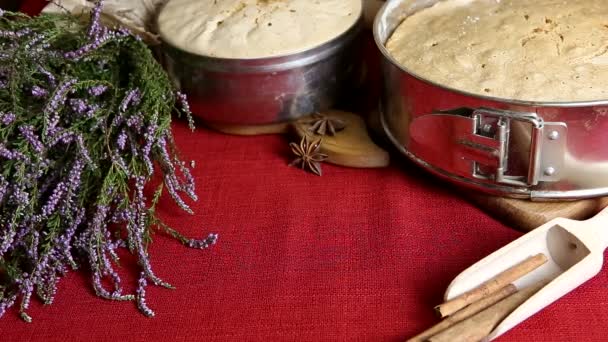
[3,2,608,341]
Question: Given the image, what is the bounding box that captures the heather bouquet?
[0,2,216,321]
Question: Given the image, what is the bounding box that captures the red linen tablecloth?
[3,2,608,341]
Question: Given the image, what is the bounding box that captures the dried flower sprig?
[0,2,216,321]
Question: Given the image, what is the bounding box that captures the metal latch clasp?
[460,108,567,187]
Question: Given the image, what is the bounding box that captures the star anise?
[303,113,346,136]
[289,136,328,176]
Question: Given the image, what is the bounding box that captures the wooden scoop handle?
[584,206,608,250]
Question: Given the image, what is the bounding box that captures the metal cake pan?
[374,0,608,200]
[161,14,364,126]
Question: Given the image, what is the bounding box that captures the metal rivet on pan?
[544,167,557,176]
[548,131,560,140]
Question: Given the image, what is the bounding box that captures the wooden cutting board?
[467,194,608,232]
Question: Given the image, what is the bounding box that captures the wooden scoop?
[442,206,608,341]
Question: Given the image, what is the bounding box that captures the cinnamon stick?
[427,281,547,342]
[407,284,517,342]
[434,253,548,318]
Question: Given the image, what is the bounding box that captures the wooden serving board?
[467,194,608,232]
[203,111,391,169]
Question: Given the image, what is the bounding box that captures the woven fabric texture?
[3,2,608,341]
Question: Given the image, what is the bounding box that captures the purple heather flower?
[111,207,131,223]
[187,233,219,249]
[88,85,107,96]
[0,3,217,320]
[118,27,132,37]
[1,112,15,125]
[48,131,75,147]
[135,176,145,204]
[158,135,197,202]
[58,234,78,270]
[69,99,88,114]
[111,151,129,174]
[92,271,112,299]
[0,143,26,161]
[12,222,31,243]
[106,268,128,300]
[141,118,157,175]
[37,271,59,305]
[19,125,44,153]
[157,135,174,171]
[64,39,106,60]
[61,159,85,216]
[40,182,67,217]
[116,130,127,150]
[87,205,134,302]
[66,25,130,60]
[128,177,172,289]
[0,294,17,318]
[31,85,47,98]
[11,185,30,205]
[19,279,34,322]
[46,126,60,137]
[176,91,195,131]
[0,31,11,38]
[96,258,128,300]
[126,136,139,160]
[17,28,32,38]
[67,159,84,191]
[175,157,197,200]
[163,173,193,214]
[88,205,110,269]
[87,104,100,118]
[45,79,77,133]
[24,33,46,52]
[29,231,40,260]
[120,89,141,113]
[176,92,189,109]
[0,28,31,38]
[99,237,126,297]
[72,134,94,167]
[0,175,7,203]
[111,89,142,128]
[158,169,196,217]
[0,224,16,256]
[87,0,105,39]
[136,273,155,317]
[126,113,143,131]
[38,66,56,87]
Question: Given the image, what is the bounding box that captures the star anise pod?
[303,113,346,136]
[289,136,328,176]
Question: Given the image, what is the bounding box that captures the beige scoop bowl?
[444,207,608,341]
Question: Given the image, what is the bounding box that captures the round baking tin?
[374,0,608,200]
[161,14,364,126]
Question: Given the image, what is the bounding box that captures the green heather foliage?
[0,4,216,321]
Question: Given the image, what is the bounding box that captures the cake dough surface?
[385,0,608,102]
[158,0,362,59]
